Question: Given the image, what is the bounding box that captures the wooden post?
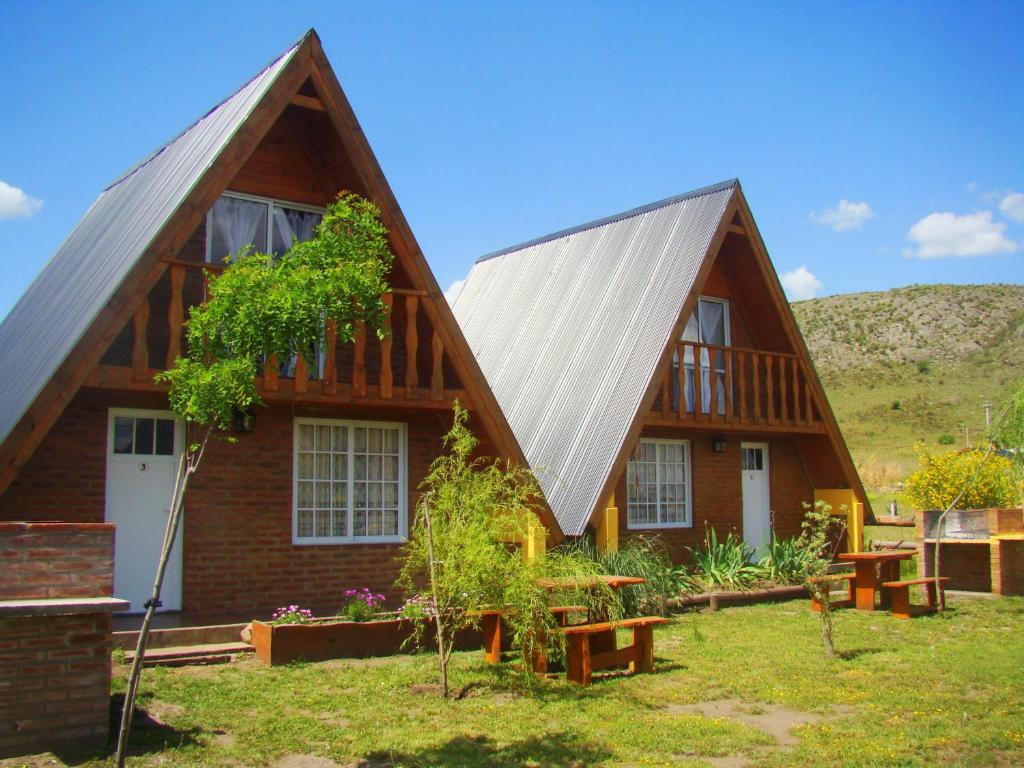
[322,321,338,396]
[166,265,185,368]
[632,625,654,674]
[661,368,669,418]
[264,354,279,392]
[693,344,703,419]
[709,349,719,422]
[752,352,761,423]
[737,351,747,423]
[765,355,774,425]
[723,349,733,422]
[566,634,592,686]
[431,330,444,402]
[131,300,150,381]
[790,358,800,424]
[677,344,687,420]
[294,353,309,394]
[380,294,393,400]
[804,376,813,426]
[405,295,419,399]
[353,321,367,397]
[779,353,789,423]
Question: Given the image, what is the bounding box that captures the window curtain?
[272,207,321,256]
[698,300,726,414]
[210,197,266,261]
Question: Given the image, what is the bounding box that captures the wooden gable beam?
[291,93,326,112]
[0,40,316,496]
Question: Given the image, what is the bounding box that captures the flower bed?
[251,615,425,666]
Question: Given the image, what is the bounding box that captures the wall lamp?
[233,408,257,434]
[712,435,727,453]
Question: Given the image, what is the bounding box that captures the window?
[293,418,407,544]
[206,192,322,263]
[626,438,691,528]
[113,415,176,456]
[673,296,730,414]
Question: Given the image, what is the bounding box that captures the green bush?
[900,446,1018,511]
[687,528,761,590]
[938,434,955,446]
[757,534,813,585]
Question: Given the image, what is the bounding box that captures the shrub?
[900,446,1018,511]
[891,400,901,411]
[687,527,761,590]
[917,360,931,374]
[938,434,955,446]
[758,534,813,585]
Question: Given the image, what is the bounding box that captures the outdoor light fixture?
[233,408,256,434]
[712,436,727,453]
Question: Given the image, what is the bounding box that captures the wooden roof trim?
[302,36,563,539]
[584,189,742,531]
[731,188,870,513]
[0,40,316,496]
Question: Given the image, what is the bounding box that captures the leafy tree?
[115,193,394,765]
[796,500,847,659]
[399,404,616,697]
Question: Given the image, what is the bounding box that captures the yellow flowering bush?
[900,446,1019,511]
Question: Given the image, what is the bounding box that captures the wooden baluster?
[264,354,279,392]
[380,294,393,400]
[661,366,670,418]
[709,347,719,422]
[693,344,703,419]
[804,376,814,426]
[166,265,185,368]
[723,349,733,423]
[132,299,150,381]
[405,295,419,399]
[790,358,800,424]
[677,344,687,420]
[294,353,309,394]
[751,352,761,423]
[779,354,789,423]
[431,331,444,402]
[353,321,367,397]
[765,354,774,425]
[737,351,747,423]
[322,321,338,396]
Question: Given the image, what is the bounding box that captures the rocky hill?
[791,283,1024,492]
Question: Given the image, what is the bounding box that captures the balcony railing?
[649,342,822,431]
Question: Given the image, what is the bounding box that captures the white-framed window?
[206,191,323,263]
[292,418,407,545]
[626,438,692,529]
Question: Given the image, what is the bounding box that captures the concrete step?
[113,622,247,651]
[125,641,253,668]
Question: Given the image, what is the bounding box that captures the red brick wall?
[920,541,992,592]
[0,388,501,618]
[614,429,814,563]
[0,614,113,758]
[992,539,1024,596]
[0,522,115,599]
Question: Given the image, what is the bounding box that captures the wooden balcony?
[645,342,824,433]
[86,259,467,409]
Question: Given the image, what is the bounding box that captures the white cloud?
[0,180,43,220]
[999,192,1024,223]
[780,266,823,301]
[905,210,1017,259]
[810,199,874,231]
[444,279,465,305]
[964,181,978,195]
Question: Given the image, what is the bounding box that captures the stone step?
[125,641,253,668]
[113,622,247,651]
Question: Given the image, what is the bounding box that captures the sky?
[1,1,1022,320]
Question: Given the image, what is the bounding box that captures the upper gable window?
[206,192,322,263]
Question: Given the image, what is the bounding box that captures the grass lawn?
[11,595,1024,768]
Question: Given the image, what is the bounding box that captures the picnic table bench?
[881,576,948,619]
[809,572,857,613]
[477,605,586,664]
[562,616,669,686]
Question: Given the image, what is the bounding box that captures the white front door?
[741,442,771,557]
[105,409,184,613]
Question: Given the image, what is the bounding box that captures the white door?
[105,409,184,613]
[741,442,771,557]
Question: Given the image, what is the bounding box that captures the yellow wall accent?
[522,518,547,562]
[596,493,619,553]
[814,489,864,553]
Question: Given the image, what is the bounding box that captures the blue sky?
[1,1,1022,319]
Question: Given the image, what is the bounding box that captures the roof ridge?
[102,32,311,192]
[475,178,738,264]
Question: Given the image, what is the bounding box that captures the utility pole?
[964,423,971,449]
[984,401,992,428]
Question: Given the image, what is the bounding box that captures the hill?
[790,283,1024,501]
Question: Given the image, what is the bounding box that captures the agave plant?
[758,533,814,585]
[687,527,761,590]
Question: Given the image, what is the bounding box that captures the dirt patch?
[0,755,67,767]
[665,698,851,748]
[316,711,352,729]
[207,728,236,748]
[273,756,344,768]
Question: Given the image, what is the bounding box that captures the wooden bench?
[881,577,949,619]
[809,572,856,613]
[477,606,586,664]
[561,616,670,686]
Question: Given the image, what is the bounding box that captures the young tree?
[797,500,848,659]
[115,193,394,765]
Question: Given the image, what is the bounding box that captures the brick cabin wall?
[0,523,115,758]
[612,428,815,563]
[0,388,498,618]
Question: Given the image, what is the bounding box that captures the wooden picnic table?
[535,574,647,591]
[838,551,915,611]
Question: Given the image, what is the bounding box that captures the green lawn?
[16,596,1024,768]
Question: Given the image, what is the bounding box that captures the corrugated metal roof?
[0,38,303,449]
[453,181,737,536]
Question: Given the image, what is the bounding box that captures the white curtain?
[272,206,321,256]
[698,300,726,413]
[210,197,266,261]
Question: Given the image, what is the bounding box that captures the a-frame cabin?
[454,180,868,556]
[0,31,556,618]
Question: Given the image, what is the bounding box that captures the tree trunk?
[423,498,448,698]
[115,453,189,767]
